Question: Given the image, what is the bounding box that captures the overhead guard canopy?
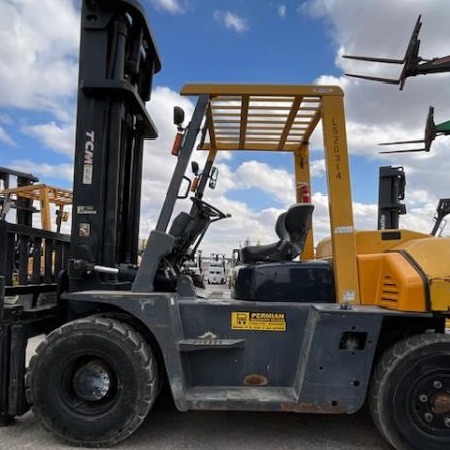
[180,83,360,305]
[180,84,344,152]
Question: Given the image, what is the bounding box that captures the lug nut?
[424,413,433,423]
[433,381,443,389]
[419,394,428,403]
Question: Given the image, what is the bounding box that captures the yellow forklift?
[0,2,449,450]
[28,82,450,449]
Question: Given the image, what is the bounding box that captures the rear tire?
[26,316,158,447]
[369,333,450,450]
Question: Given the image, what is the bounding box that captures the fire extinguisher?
[191,176,199,192]
[301,184,311,203]
[171,131,184,156]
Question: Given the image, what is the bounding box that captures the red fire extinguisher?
[191,176,199,192]
[171,131,184,156]
[301,184,311,203]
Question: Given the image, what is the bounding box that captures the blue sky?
[150,1,338,87]
[1,0,450,254]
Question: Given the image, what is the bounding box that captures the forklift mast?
[377,166,406,230]
[69,0,161,291]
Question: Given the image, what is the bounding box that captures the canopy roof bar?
[181,83,343,152]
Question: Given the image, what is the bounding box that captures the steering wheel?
[191,197,230,220]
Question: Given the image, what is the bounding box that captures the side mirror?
[173,106,185,127]
[191,161,199,176]
[209,166,219,189]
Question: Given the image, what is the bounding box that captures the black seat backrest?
[284,203,314,258]
[275,212,287,240]
[240,203,314,264]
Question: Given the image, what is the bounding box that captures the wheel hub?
[73,360,112,402]
[414,375,450,431]
[432,392,450,415]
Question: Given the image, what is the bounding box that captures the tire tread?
[26,315,158,447]
[369,333,450,450]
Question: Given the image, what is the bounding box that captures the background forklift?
[0,167,73,234]
[0,1,449,450]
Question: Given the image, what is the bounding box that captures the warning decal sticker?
[231,312,286,332]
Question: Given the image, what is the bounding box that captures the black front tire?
[369,333,450,450]
[26,316,159,447]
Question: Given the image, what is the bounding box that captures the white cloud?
[22,122,75,156]
[278,5,287,19]
[213,10,248,33]
[138,86,202,235]
[299,0,450,241]
[8,160,74,183]
[0,114,13,125]
[0,0,79,116]
[235,161,295,205]
[0,126,15,146]
[149,0,185,14]
[310,158,326,177]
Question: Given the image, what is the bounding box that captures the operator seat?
[241,203,314,264]
[168,210,209,254]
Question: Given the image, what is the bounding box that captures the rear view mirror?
[177,176,191,199]
[191,161,199,176]
[173,106,185,127]
[209,167,218,189]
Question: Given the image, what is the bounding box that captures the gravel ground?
[0,393,391,450]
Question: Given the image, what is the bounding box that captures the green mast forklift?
[0,2,449,450]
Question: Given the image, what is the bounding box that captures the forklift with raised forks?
[0,1,449,449]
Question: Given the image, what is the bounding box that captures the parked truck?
[207,253,227,285]
[0,2,449,450]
